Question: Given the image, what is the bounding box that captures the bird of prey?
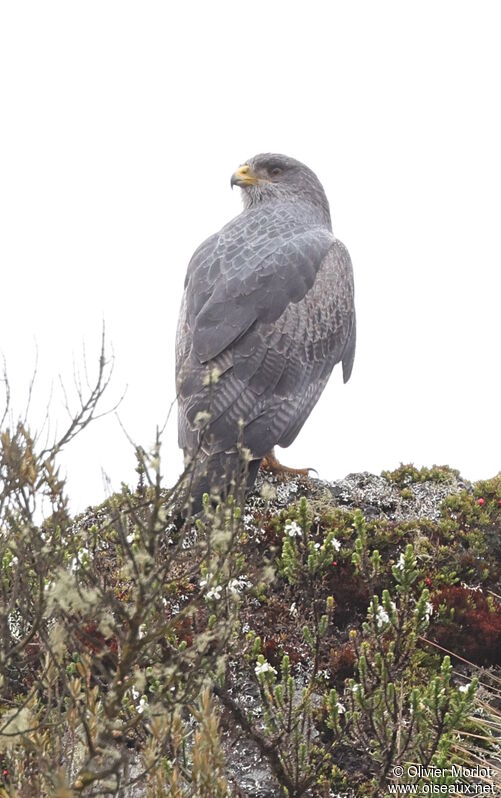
[176,153,356,511]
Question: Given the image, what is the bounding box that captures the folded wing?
[176,208,355,462]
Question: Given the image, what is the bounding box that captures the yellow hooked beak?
[230,164,259,188]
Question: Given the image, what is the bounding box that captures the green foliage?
[1,354,499,797]
[0,351,240,796]
[340,540,477,790]
[440,474,501,568]
[279,497,342,586]
[234,512,480,797]
[246,595,342,796]
[382,463,461,487]
[351,509,381,585]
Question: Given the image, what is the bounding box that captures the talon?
[260,448,313,480]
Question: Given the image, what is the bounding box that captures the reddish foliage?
[327,567,370,625]
[328,641,356,682]
[261,635,302,667]
[252,512,282,547]
[76,622,118,656]
[171,615,194,647]
[430,586,501,665]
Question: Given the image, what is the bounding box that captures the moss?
[382,462,461,487]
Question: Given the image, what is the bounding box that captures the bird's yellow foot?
[260,448,311,479]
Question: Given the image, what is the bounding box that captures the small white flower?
[284,520,302,538]
[131,687,139,701]
[336,702,346,714]
[289,602,298,617]
[206,585,222,601]
[137,697,148,714]
[395,553,406,570]
[331,538,341,552]
[424,601,434,619]
[459,683,471,693]
[77,548,88,566]
[200,572,213,589]
[376,606,390,628]
[314,542,321,550]
[126,533,135,544]
[228,577,250,595]
[352,683,362,694]
[255,661,277,677]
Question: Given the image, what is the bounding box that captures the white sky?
[1,2,500,513]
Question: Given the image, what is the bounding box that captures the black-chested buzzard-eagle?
[176,153,356,511]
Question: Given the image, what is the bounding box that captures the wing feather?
[176,232,355,460]
[184,203,333,362]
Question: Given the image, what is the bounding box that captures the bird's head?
[231,153,331,226]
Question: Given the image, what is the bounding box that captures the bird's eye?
[269,166,283,177]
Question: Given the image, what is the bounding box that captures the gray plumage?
[176,153,356,510]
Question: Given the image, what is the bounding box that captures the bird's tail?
[180,451,261,516]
